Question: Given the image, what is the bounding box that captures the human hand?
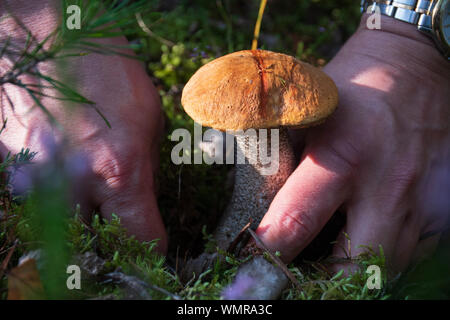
[0,0,167,253]
[256,15,450,273]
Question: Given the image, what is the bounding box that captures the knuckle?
[94,145,142,189]
[97,158,130,188]
[369,163,418,219]
[383,162,418,199]
[311,138,360,179]
[278,210,317,245]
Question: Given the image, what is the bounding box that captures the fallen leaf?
[8,258,45,300]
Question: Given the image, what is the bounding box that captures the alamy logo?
[66,264,81,290]
[366,265,381,289]
[66,5,81,30]
[366,4,381,30]
[171,123,280,176]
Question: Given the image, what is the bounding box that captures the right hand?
[256,15,450,273]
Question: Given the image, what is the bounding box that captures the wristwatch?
[360,0,450,60]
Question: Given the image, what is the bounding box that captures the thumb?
[256,146,353,262]
[95,158,168,255]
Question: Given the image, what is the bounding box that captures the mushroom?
[182,49,338,250]
[181,50,338,298]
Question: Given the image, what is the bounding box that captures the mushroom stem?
[214,127,296,249]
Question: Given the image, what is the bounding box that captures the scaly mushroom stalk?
[214,127,296,249]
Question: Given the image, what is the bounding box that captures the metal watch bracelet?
[360,0,436,34]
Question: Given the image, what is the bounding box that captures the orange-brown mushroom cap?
[181,49,338,132]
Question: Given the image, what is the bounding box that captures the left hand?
[0,0,168,253]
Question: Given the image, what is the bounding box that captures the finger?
[411,233,441,265]
[256,146,354,262]
[391,212,421,272]
[100,183,167,254]
[411,160,450,264]
[93,154,167,255]
[409,213,447,266]
[331,205,412,274]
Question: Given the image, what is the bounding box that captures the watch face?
[432,0,450,58]
[442,0,450,47]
